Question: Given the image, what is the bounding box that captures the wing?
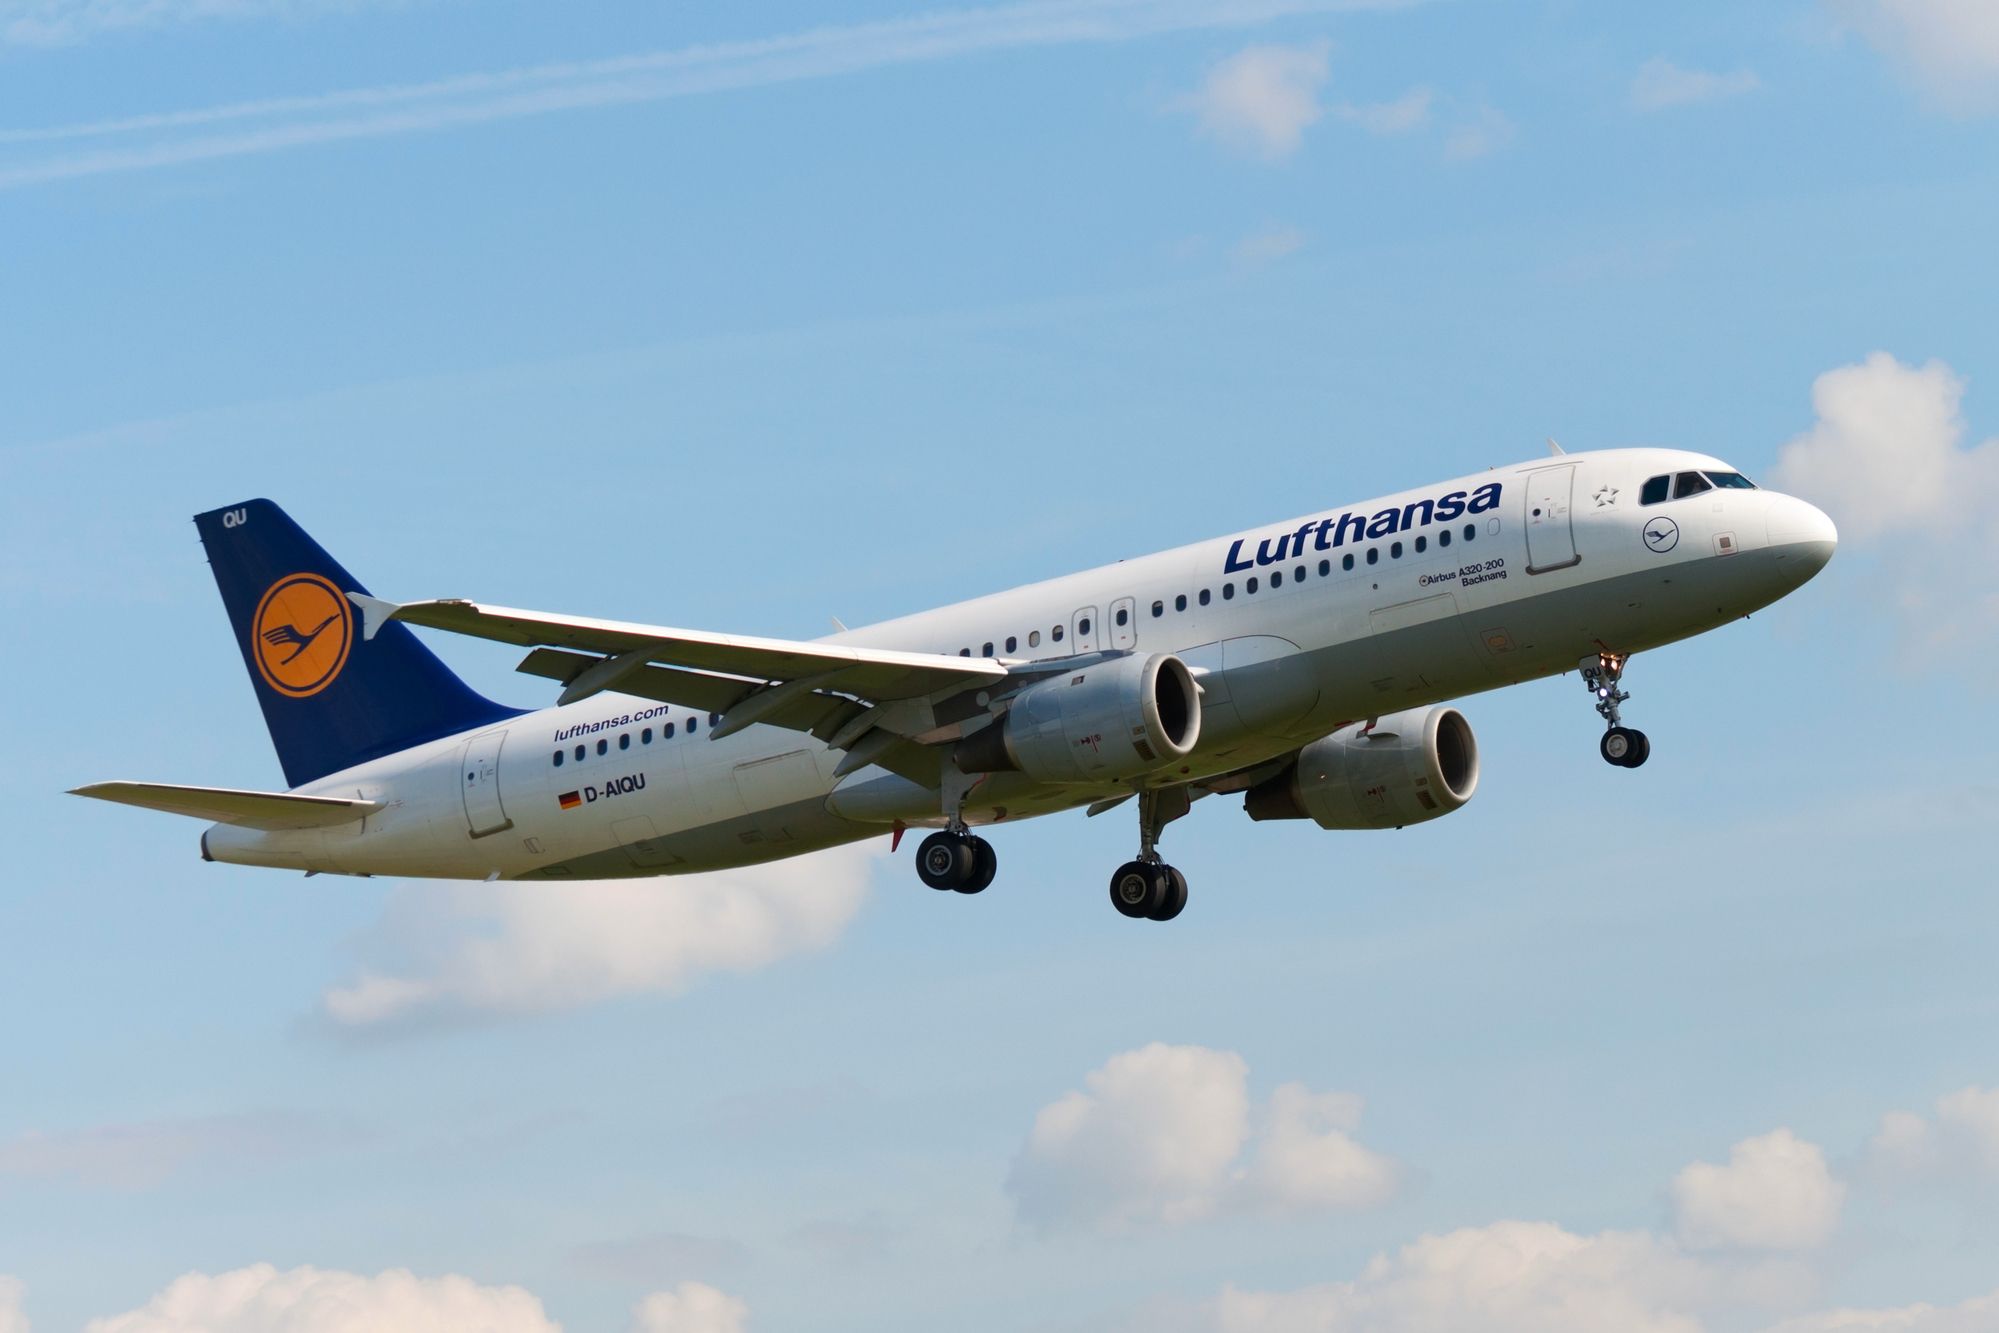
[349,594,1017,785]
[71,781,383,830]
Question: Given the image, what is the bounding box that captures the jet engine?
[955,653,1201,785]
[1244,706,1478,830]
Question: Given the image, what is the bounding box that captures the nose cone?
[1765,494,1838,582]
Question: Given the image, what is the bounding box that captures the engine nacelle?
[955,653,1201,785]
[1245,706,1478,830]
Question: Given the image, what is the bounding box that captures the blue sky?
[4,1,1999,1329]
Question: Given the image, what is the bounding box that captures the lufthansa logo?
[1642,517,1680,554]
[252,573,353,698]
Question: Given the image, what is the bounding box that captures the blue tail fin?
[195,499,521,788]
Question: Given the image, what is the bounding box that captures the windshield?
[1704,471,1757,489]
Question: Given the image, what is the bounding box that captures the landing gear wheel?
[957,836,998,894]
[1149,866,1188,922]
[1600,727,1650,768]
[916,831,975,891]
[1110,860,1166,919]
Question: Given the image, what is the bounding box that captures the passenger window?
[1640,475,1669,505]
[1150,601,1163,618]
[1029,629,1041,647]
[688,717,699,734]
[1175,594,1187,612]
[1198,589,1210,606]
[1440,529,1452,548]
[1390,541,1403,559]
[1115,608,1128,627]
[553,751,563,767]
[1366,548,1379,566]
[664,722,675,738]
[642,727,652,744]
[982,642,994,657]
[1342,554,1355,571]
[574,745,585,761]
[597,739,608,756]
[619,734,630,750]
[1415,535,1427,553]
[1270,571,1282,588]
[1247,576,1259,594]
[1295,564,1306,582]
[1223,583,1235,600]
[1318,559,1330,576]
[1673,471,1712,499]
[959,648,970,657]
[1053,625,1065,642]
[1006,635,1018,653]
[1463,524,1475,541]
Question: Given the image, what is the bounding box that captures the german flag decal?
[557,790,582,811]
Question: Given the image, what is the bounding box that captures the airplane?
[73,447,1836,922]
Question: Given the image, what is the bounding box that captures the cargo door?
[459,728,513,838]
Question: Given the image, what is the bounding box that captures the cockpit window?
[1704,470,1756,489]
[1640,475,1669,505]
[1673,471,1713,499]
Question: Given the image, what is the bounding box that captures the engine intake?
[1245,706,1478,830]
[955,653,1201,785]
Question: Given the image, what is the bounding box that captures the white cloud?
[81,1265,561,1333]
[1186,40,1332,159]
[0,1277,27,1333]
[0,0,1416,189]
[1771,352,1997,540]
[1331,85,1431,133]
[1671,1130,1845,1251]
[1832,0,1999,108]
[1006,1043,1398,1231]
[1443,104,1514,160]
[1866,1085,1999,1179]
[1233,225,1307,265]
[1759,1287,1999,1332]
[1236,1083,1399,1211]
[1213,1222,1715,1333]
[0,1112,356,1190]
[1631,58,1761,110]
[321,843,877,1030]
[1770,352,1999,666]
[629,1283,748,1333]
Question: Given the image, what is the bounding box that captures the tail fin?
[195,499,521,788]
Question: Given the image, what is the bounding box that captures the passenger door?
[1524,464,1581,574]
[458,729,513,838]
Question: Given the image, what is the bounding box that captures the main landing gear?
[908,784,1194,922]
[1108,787,1191,922]
[915,829,997,894]
[1581,651,1650,769]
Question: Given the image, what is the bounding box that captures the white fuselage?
[202,448,1836,880]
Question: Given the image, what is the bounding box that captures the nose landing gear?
[1581,651,1650,768]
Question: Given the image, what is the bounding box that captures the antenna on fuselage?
[1546,437,1567,456]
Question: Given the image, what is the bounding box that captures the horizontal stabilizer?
[70,782,383,830]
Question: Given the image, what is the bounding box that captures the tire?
[1600,727,1636,766]
[1623,730,1651,768]
[917,831,974,890]
[1109,860,1164,919]
[958,837,998,894]
[1149,866,1188,922]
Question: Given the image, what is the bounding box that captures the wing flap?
[71,782,382,830]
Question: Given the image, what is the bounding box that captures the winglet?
[346,592,403,642]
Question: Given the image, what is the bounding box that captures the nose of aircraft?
[1765,492,1838,582]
